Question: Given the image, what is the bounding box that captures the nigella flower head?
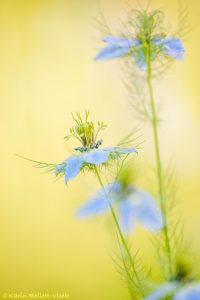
[95,10,185,69]
[76,166,163,234]
[55,112,137,183]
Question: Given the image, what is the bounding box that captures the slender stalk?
[146,43,173,277]
[93,165,144,298]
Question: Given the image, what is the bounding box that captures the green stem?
[93,166,144,298]
[146,44,173,277]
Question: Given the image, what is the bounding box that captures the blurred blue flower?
[96,35,184,68]
[144,281,200,300]
[55,147,137,183]
[76,182,163,234]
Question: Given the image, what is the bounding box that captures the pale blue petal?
[96,44,131,60]
[64,155,83,182]
[144,282,178,300]
[103,146,117,152]
[103,36,140,47]
[76,182,121,218]
[103,146,137,154]
[174,283,200,300]
[116,147,137,154]
[77,194,109,217]
[129,188,163,231]
[96,36,141,60]
[160,37,185,60]
[81,149,109,165]
[119,200,136,234]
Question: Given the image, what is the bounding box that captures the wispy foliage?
[111,235,152,299]
[117,127,143,149]
[148,161,188,282]
[94,1,112,37]
[16,154,57,175]
[176,0,191,40]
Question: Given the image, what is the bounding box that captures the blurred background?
[0,0,200,299]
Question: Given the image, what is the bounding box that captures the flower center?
[64,111,107,149]
[74,139,103,153]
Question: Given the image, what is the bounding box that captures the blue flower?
[96,35,184,69]
[55,147,137,183]
[144,282,200,300]
[76,182,163,234]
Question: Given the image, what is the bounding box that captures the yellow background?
[0,0,200,299]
